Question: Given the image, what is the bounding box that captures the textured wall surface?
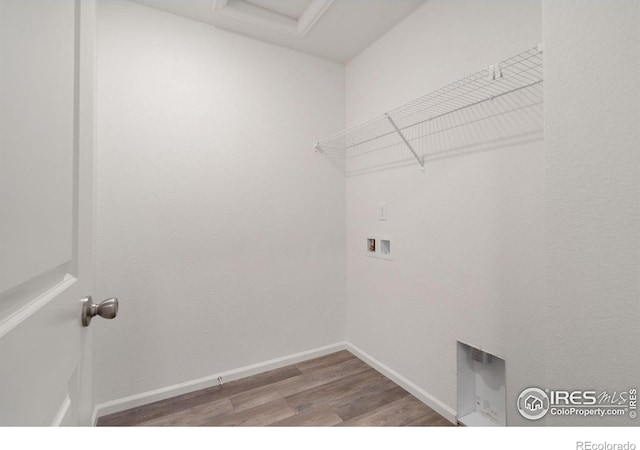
[94,0,345,405]
[345,0,544,425]
[543,0,640,426]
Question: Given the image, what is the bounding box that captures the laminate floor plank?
[229,357,371,412]
[341,395,436,427]
[404,410,446,426]
[430,417,456,427]
[97,385,225,426]
[136,397,234,427]
[97,351,454,427]
[229,385,285,413]
[285,368,387,413]
[331,383,407,421]
[295,350,356,373]
[220,365,303,397]
[292,357,372,389]
[269,405,343,427]
[206,398,295,427]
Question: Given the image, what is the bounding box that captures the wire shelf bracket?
[384,112,425,170]
[314,43,544,177]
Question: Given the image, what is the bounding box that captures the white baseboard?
[345,342,457,424]
[92,341,347,425]
[91,407,99,427]
[51,394,72,427]
[92,340,457,426]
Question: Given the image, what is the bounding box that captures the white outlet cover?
[378,203,387,221]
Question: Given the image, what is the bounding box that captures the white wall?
[345,0,543,425]
[543,0,640,426]
[93,0,639,426]
[94,0,345,406]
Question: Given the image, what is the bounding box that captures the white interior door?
[0,0,96,426]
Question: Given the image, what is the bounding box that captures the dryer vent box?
[457,341,506,426]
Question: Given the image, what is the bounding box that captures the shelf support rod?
[384,113,424,169]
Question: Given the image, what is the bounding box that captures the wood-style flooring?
[97,350,453,427]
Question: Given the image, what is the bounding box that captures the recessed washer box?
[365,236,393,261]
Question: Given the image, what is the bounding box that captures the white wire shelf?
[315,44,544,176]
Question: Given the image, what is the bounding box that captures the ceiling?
[127,0,426,63]
[241,0,314,20]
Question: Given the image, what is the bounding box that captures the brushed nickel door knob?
[81,296,118,327]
